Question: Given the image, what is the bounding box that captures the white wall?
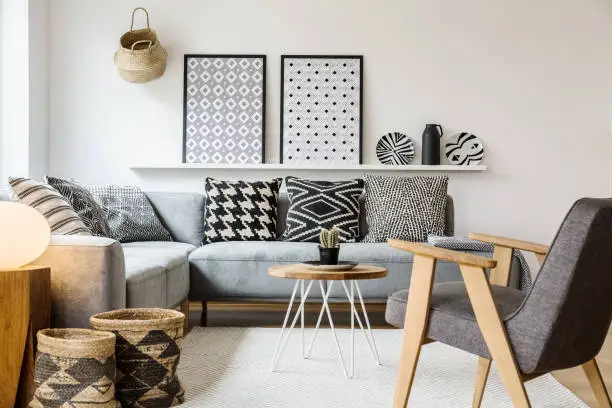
[0,0,29,182]
[48,0,612,244]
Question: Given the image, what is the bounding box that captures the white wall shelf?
[130,164,487,171]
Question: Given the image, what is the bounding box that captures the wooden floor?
[186,301,611,407]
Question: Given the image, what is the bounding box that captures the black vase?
[422,124,444,165]
[319,246,339,265]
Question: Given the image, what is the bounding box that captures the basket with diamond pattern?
[30,329,120,408]
[90,308,185,407]
[114,7,167,83]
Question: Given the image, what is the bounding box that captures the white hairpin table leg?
[301,280,305,358]
[355,282,381,365]
[271,280,314,372]
[306,281,334,359]
[270,280,300,371]
[341,280,380,365]
[350,280,355,378]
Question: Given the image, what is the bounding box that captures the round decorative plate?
[300,261,359,271]
[376,132,415,165]
[445,132,484,165]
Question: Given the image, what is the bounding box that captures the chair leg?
[583,359,612,408]
[180,298,190,330]
[393,256,436,408]
[200,301,208,327]
[472,358,492,408]
[460,265,531,408]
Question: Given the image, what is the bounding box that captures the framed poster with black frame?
[183,54,266,164]
[280,55,363,164]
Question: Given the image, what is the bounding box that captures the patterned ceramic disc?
[376,132,415,165]
[445,133,484,165]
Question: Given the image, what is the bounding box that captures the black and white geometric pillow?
[86,185,173,243]
[282,177,364,243]
[203,178,282,243]
[8,177,91,236]
[45,176,111,237]
[376,132,415,165]
[362,174,448,243]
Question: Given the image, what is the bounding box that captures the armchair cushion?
[386,282,525,359]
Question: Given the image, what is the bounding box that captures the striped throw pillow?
[8,177,91,236]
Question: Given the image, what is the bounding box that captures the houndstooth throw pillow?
[362,174,448,243]
[203,178,282,243]
[282,177,364,243]
[45,176,111,237]
[87,185,172,243]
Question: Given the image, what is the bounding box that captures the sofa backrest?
[146,192,205,247]
[0,187,455,244]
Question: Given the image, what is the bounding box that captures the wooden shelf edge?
[130,164,487,171]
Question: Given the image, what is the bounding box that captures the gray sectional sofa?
[0,189,519,328]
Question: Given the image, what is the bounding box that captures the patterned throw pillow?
[203,178,282,243]
[86,185,172,243]
[8,177,91,236]
[362,174,448,243]
[282,177,364,243]
[45,176,111,237]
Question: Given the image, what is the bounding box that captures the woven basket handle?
[130,40,152,52]
[130,7,150,31]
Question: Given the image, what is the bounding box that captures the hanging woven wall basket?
[114,7,167,83]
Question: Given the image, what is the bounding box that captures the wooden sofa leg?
[200,301,208,327]
[180,298,190,330]
[473,358,492,408]
[583,359,612,408]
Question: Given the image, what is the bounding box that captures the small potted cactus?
[319,227,340,265]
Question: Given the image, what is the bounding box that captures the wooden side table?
[0,266,51,408]
[268,264,387,378]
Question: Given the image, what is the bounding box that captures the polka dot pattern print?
[281,56,362,164]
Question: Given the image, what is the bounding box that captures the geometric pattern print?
[45,176,111,237]
[376,132,415,165]
[281,56,362,164]
[8,177,91,236]
[114,328,184,407]
[362,174,448,243]
[203,178,281,244]
[29,353,119,408]
[445,132,485,165]
[86,185,173,243]
[427,235,533,292]
[281,177,365,243]
[184,55,265,164]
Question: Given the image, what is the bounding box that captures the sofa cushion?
[45,176,111,237]
[203,178,282,244]
[362,174,448,243]
[189,241,321,299]
[87,185,173,243]
[281,177,364,243]
[189,241,317,262]
[9,177,91,236]
[123,242,192,307]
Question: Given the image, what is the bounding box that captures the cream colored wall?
[47,0,612,244]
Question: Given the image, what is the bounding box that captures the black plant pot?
[319,246,340,265]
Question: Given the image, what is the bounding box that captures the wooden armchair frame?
[389,233,611,408]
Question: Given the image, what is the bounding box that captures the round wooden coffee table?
[268,264,387,378]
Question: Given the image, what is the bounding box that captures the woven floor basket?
[114,7,167,83]
[90,308,185,407]
[29,329,120,408]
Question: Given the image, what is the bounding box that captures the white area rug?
[177,327,586,407]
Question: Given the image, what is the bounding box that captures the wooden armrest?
[388,239,497,268]
[468,233,548,255]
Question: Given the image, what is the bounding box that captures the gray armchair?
[386,198,612,407]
